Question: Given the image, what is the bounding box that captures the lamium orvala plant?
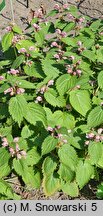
[0,3,103,199]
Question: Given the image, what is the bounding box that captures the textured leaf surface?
[52,111,75,129]
[9,95,28,126]
[44,89,66,107]
[98,71,103,89]
[58,145,78,171]
[2,32,13,51]
[42,156,57,176]
[87,106,103,127]
[88,142,102,165]
[24,102,47,127]
[26,147,41,165]
[56,74,76,95]
[43,174,60,196]
[76,160,94,189]
[42,136,58,155]
[70,90,91,116]
[58,163,74,182]
[62,181,79,197]
[42,60,60,78]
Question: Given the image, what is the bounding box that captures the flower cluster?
[4,86,25,96]
[85,128,103,145]
[7,69,19,75]
[66,64,82,76]
[56,29,67,38]
[1,137,26,159]
[47,125,67,144]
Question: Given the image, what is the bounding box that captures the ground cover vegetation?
[0,3,103,199]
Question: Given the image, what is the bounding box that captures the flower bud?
[0,76,4,81]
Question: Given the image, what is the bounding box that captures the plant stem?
[9,0,14,23]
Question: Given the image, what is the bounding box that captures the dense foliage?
[0,4,103,199]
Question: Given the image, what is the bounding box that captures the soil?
[0,0,103,200]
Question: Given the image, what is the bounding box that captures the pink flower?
[67,68,72,74]
[47,80,54,86]
[16,88,25,94]
[8,69,19,75]
[34,9,43,18]
[2,137,8,147]
[76,85,81,89]
[67,14,75,21]
[51,42,59,47]
[47,126,53,132]
[29,46,35,51]
[54,4,60,10]
[79,17,85,23]
[35,96,42,103]
[85,140,90,145]
[40,85,48,94]
[77,41,82,46]
[0,76,4,81]
[86,133,95,139]
[54,53,60,59]
[16,144,20,152]
[4,87,13,95]
[13,137,19,143]
[76,69,82,76]
[17,153,22,159]
[63,4,69,9]
[33,23,40,31]
[73,72,77,76]
[56,125,61,129]
[58,133,63,138]
[100,136,103,141]
[95,135,100,142]
[18,48,27,53]
[56,29,61,35]
[62,139,67,143]
[98,128,103,134]
[61,31,67,38]
[20,150,27,158]
[70,55,75,61]
[9,147,15,157]
[5,26,12,32]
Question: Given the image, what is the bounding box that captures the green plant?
[0,3,103,199]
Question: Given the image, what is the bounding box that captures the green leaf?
[17,80,36,89]
[0,0,5,12]
[26,147,41,165]
[58,145,78,171]
[11,55,25,69]
[70,90,91,116]
[2,32,13,51]
[98,71,103,89]
[62,181,79,197]
[56,74,77,95]
[0,163,11,178]
[42,60,60,78]
[42,136,58,156]
[24,102,47,127]
[0,179,14,199]
[24,62,44,78]
[52,111,75,129]
[0,103,9,119]
[61,37,76,47]
[42,156,57,176]
[35,30,44,47]
[21,125,32,138]
[0,148,11,166]
[76,160,94,189]
[90,20,101,31]
[88,142,102,165]
[42,173,60,196]
[97,146,103,168]
[82,50,96,62]
[0,60,11,68]
[12,25,22,34]
[96,183,103,199]
[87,106,103,127]
[58,163,74,182]
[13,158,40,188]
[9,95,28,126]
[44,89,66,107]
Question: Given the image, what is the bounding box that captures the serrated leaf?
[88,142,102,165]
[13,158,40,188]
[42,173,60,196]
[56,74,77,95]
[9,95,28,126]
[42,136,58,156]
[87,106,103,127]
[26,147,41,165]
[0,179,14,199]
[24,62,44,78]
[52,111,75,129]
[12,25,22,34]
[58,145,78,171]
[11,55,25,69]
[61,37,76,47]
[82,50,96,62]
[21,125,32,138]
[2,32,13,51]
[42,156,57,176]
[62,181,79,197]
[70,90,91,116]
[97,146,103,168]
[42,60,60,78]
[24,102,47,127]
[58,163,74,182]
[17,80,35,89]
[98,71,103,89]
[76,160,94,189]
[0,148,11,166]
[44,89,66,107]
[35,30,44,47]
[0,163,11,178]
